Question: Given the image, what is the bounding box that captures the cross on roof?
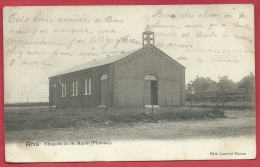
[146,18,149,24]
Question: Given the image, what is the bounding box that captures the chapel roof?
[50,45,185,77]
[52,48,141,77]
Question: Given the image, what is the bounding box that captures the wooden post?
[133,92,134,106]
[105,106,107,117]
[125,94,127,107]
[81,73,83,107]
[222,92,225,115]
[153,33,155,45]
[105,90,108,118]
[106,90,108,107]
[190,94,193,111]
[142,34,144,47]
[170,93,172,107]
[246,93,249,108]
[164,96,166,108]
[151,91,154,115]
[143,95,145,108]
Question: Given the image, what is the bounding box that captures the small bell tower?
[142,22,154,47]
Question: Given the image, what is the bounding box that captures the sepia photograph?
[3,5,256,162]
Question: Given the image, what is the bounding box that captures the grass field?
[5,106,255,142]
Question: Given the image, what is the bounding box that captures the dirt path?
[6,115,255,142]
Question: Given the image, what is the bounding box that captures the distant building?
[202,84,246,101]
[49,24,185,108]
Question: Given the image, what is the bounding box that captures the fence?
[120,93,181,107]
[187,93,255,113]
[5,92,49,104]
[5,91,184,108]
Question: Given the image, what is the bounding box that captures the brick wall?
[49,45,185,108]
[49,64,113,108]
[114,45,185,107]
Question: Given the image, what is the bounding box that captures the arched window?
[101,74,108,80]
[145,74,157,81]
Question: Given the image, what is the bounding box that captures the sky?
[4,5,255,103]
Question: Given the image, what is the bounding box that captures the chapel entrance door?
[151,80,158,105]
[144,75,158,107]
[100,74,108,106]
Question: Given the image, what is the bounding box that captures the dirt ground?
[4,107,255,143]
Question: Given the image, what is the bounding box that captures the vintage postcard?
[4,5,255,162]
